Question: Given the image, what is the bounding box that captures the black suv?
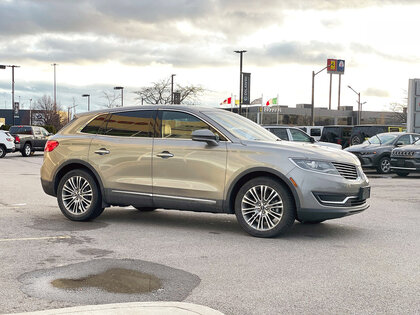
[345,132,420,174]
[9,125,51,157]
[320,125,353,148]
[391,138,420,176]
[350,125,404,145]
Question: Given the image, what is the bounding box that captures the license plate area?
[359,186,371,200]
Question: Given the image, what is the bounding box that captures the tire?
[297,219,325,224]
[0,145,6,158]
[377,156,391,174]
[235,177,295,238]
[57,169,104,221]
[21,143,32,157]
[351,135,361,145]
[134,207,157,212]
[395,171,409,177]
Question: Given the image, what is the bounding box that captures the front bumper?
[287,165,370,221]
[390,157,420,172]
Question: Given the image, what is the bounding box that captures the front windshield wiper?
[374,134,382,145]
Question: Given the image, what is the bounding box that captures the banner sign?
[13,102,19,118]
[327,59,345,74]
[242,72,251,105]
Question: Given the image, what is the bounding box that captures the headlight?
[361,151,376,155]
[290,158,339,175]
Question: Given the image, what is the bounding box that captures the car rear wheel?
[395,171,409,177]
[21,143,32,157]
[57,169,104,221]
[235,177,295,238]
[377,156,391,174]
[134,207,156,212]
[0,145,6,158]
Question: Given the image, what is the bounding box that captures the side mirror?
[192,129,219,146]
[395,142,404,147]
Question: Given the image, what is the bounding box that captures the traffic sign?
[337,60,345,74]
[327,59,345,74]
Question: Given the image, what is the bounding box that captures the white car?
[264,125,342,150]
[0,130,15,158]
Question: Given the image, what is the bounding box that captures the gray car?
[41,106,370,238]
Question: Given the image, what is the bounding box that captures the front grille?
[332,162,358,180]
[350,199,367,206]
[392,151,415,157]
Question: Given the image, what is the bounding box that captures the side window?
[398,135,411,145]
[33,128,41,136]
[158,111,224,140]
[104,111,156,137]
[413,135,420,143]
[290,129,311,142]
[81,114,108,134]
[270,128,288,140]
[40,128,49,136]
[310,128,321,137]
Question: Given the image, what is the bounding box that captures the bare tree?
[389,89,408,123]
[34,95,63,129]
[133,78,205,105]
[101,90,120,108]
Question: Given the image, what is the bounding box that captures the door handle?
[94,148,110,155]
[156,151,174,159]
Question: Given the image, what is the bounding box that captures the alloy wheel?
[381,159,391,173]
[25,145,31,156]
[241,185,283,231]
[61,176,93,215]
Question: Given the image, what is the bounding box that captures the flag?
[220,97,232,105]
[251,97,262,105]
[266,97,278,106]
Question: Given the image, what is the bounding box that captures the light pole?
[52,63,58,112]
[82,94,90,112]
[29,98,32,125]
[171,74,176,104]
[114,86,124,107]
[311,64,330,126]
[234,50,246,115]
[348,85,361,125]
[1,64,20,125]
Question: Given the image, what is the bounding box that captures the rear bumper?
[41,178,55,197]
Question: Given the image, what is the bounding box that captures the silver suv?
[41,106,370,237]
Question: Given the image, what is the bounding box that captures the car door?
[39,127,50,148]
[88,110,157,207]
[152,109,227,212]
[32,127,43,149]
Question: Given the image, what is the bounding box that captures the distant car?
[0,130,15,158]
[390,138,420,176]
[9,125,51,157]
[320,125,353,148]
[350,125,404,145]
[297,126,323,141]
[345,132,420,174]
[264,125,341,149]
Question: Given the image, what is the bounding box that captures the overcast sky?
[0,0,419,113]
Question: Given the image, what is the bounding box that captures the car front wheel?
[235,177,295,238]
[21,143,32,157]
[0,145,6,158]
[377,156,391,174]
[57,169,104,221]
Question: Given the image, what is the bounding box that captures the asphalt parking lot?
[0,153,419,314]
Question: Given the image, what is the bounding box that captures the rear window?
[9,126,32,135]
[269,128,288,140]
[310,128,321,137]
[81,114,108,134]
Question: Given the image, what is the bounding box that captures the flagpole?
[230,93,233,112]
[276,93,279,125]
[261,93,264,125]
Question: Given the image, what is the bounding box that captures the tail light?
[15,135,20,143]
[6,137,13,142]
[45,140,59,152]
[337,139,342,145]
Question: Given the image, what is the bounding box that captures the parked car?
[264,125,341,149]
[345,132,420,174]
[320,125,353,148]
[391,138,420,176]
[297,126,323,141]
[0,130,15,158]
[350,125,404,145]
[41,106,370,238]
[9,125,51,157]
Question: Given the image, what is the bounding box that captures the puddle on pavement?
[51,268,162,294]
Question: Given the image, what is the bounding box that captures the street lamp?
[348,85,361,125]
[82,94,90,111]
[171,74,176,104]
[310,63,330,126]
[234,50,246,115]
[1,64,20,125]
[114,86,124,107]
[29,98,32,125]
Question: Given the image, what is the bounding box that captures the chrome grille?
[392,151,415,157]
[332,162,358,180]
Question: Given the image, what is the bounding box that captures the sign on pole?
[242,72,251,105]
[327,59,345,74]
[173,92,181,104]
[13,102,19,118]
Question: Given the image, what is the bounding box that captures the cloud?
[363,88,390,97]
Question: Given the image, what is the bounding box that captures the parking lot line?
[0,236,71,242]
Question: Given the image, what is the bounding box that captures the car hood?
[241,140,360,165]
[345,143,391,152]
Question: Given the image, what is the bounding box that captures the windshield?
[204,111,279,141]
[364,133,398,145]
[415,138,420,145]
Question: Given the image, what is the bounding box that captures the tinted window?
[310,128,321,137]
[397,135,411,145]
[104,111,156,137]
[81,114,108,134]
[290,129,311,142]
[9,126,32,135]
[269,128,288,140]
[159,111,223,140]
[321,127,340,141]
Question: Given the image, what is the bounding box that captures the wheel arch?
[224,167,300,214]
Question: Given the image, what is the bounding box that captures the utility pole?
[311,64,330,126]
[234,50,246,115]
[52,63,58,112]
[29,98,32,125]
[171,74,176,104]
